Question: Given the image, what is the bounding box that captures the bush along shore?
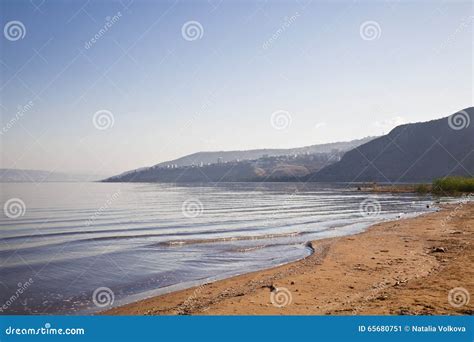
[358,177,474,196]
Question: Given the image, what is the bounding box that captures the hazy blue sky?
[0,0,472,175]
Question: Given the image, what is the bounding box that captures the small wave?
[230,245,268,253]
[228,240,314,253]
[159,231,301,247]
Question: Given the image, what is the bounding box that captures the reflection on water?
[0,182,434,314]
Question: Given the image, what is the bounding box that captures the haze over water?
[0,182,435,314]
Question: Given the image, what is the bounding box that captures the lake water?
[0,182,435,314]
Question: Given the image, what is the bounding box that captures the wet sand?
[105,202,473,315]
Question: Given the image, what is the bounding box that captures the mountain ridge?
[309,107,474,182]
[154,137,376,168]
[109,137,376,180]
[103,107,474,183]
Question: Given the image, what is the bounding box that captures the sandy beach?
[105,201,473,316]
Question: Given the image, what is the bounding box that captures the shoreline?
[105,202,473,315]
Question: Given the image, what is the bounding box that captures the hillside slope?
[311,107,474,183]
[154,137,374,168]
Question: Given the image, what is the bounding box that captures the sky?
[0,0,472,176]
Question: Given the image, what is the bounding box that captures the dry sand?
[105,202,473,315]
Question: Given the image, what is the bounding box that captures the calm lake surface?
[0,182,436,314]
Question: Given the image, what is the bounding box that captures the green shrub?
[432,177,474,194]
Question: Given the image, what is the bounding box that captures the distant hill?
[310,107,474,183]
[104,137,375,183]
[0,169,106,182]
[153,137,375,168]
[104,152,346,183]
